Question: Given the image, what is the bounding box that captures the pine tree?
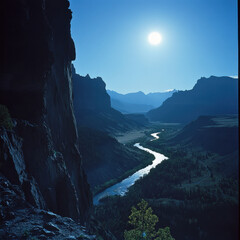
[124,199,175,240]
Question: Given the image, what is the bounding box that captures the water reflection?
[93,135,168,205]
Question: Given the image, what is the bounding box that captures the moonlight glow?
[148,32,162,45]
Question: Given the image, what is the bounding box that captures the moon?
[148,32,162,45]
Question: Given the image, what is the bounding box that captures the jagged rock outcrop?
[0,175,116,239]
[0,126,46,209]
[72,66,145,133]
[1,0,91,223]
[147,76,238,123]
[72,67,111,113]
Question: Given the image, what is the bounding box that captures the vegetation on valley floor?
[93,150,154,196]
[78,126,154,194]
[94,121,239,240]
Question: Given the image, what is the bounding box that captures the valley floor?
[93,117,239,240]
[113,129,149,144]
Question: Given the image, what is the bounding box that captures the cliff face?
[0,0,91,223]
[72,67,111,113]
[72,66,144,133]
[147,76,238,123]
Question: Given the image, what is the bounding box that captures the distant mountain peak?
[229,75,238,79]
[161,89,175,93]
[107,89,177,113]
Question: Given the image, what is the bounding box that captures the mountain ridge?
[72,65,148,133]
[107,89,177,113]
[147,76,238,123]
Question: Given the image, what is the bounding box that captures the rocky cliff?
[0,174,116,239]
[72,66,145,133]
[1,0,91,224]
[72,67,111,113]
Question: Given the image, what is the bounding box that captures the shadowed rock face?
[72,66,111,113]
[72,66,145,133]
[0,175,116,239]
[147,76,238,123]
[0,0,91,223]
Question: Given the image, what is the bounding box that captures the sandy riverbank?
[114,129,148,144]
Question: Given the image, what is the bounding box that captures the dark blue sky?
[69,0,238,93]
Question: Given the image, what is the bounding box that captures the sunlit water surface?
[93,132,168,205]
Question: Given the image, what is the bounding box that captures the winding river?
[93,132,168,205]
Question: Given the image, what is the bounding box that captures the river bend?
[93,132,168,205]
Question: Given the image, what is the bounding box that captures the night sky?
[69,0,238,93]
